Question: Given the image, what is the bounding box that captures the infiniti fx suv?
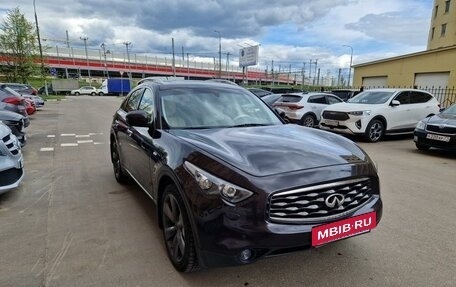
[110,80,383,272]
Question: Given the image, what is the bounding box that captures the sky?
[0,0,433,78]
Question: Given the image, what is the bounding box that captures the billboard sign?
[239,45,259,67]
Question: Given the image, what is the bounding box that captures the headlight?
[416,120,426,130]
[348,110,371,116]
[184,161,253,204]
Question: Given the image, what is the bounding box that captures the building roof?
[353,45,456,68]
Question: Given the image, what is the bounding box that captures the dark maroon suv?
[110,80,382,272]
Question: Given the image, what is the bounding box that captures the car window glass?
[410,92,432,104]
[277,94,302,103]
[138,88,154,121]
[160,87,282,129]
[348,91,393,104]
[394,92,410,104]
[327,95,342,104]
[124,88,144,112]
[308,95,326,104]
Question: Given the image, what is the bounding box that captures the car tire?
[301,114,316,128]
[99,92,104,96]
[415,143,430,151]
[161,185,199,273]
[75,92,80,96]
[364,119,384,143]
[110,140,130,184]
[91,92,96,96]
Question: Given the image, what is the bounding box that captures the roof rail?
[137,76,185,85]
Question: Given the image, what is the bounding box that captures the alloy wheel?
[303,115,315,127]
[163,193,186,263]
[368,122,383,142]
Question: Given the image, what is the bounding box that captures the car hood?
[324,102,383,112]
[0,110,24,122]
[425,113,456,125]
[169,125,367,177]
[0,121,12,137]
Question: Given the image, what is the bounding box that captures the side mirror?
[126,110,150,127]
[391,100,400,106]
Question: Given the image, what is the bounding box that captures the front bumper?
[320,116,368,135]
[414,129,456,150]
[184,164,382,268]
[0,134,24,194]
[197,197,382,268]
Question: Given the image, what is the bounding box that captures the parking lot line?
[40,147,54,152]
[77,140,94,144]
[61,134,76,137]
[60,143,78,147]
[47,135,56,138]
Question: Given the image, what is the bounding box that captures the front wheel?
[364,119,384,142]
[99,92,104,96]
[75,92,80,96]
[110,140,130,184]
[161,185,199,272]
[91,92,96,96]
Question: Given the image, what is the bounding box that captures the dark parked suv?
[110,80,382,272]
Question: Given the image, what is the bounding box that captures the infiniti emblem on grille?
[439,124,446,129]
[325,193,345,208]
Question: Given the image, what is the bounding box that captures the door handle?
[127,129,133,137]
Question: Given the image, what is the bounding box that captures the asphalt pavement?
[0,96,455,287]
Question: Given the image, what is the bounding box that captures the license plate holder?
[312,212,377,247]
[426,133,450,142]
[325,119,339,127]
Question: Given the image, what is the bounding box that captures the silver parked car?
[0,121,24,194]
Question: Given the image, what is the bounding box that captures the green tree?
[0,7,39,83]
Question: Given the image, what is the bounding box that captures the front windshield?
[348,91,394,104]
[1,86,22,97]
[160,87,282,129]
[442,104,456,116]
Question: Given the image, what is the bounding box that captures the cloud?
[345,12,429,46]
[0,0,433,79]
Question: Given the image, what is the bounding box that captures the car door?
[115,88,144,174]
[385,91,414,131]
[409,91,435,122]
[127,88,159,194]
[307,94,328,121]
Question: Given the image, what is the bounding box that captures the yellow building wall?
[427,0,456,50]
[353,47,456,88]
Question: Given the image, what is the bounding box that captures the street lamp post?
[100,43,110,78]
[214,30,221,78]
[80,36,91,84]
[123,42,132,79]
[343,45,353,87]
[33,0,47,95]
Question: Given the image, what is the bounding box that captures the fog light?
[355,120,362,129]
[240,249,252,262]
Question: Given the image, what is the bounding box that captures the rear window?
[277,94,302,103]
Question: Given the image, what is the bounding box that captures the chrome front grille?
[2,134,20,155]
[268,178,373,223]
[426,124,456,135]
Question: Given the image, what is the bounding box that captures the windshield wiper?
[229,123,270,128]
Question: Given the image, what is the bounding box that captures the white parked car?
[320,88,440,142]
[273,92,343,127]
[0,121,24,194]
[70,86,103,96]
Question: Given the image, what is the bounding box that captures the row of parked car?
[250,87,455,150]
[0,83,44,194]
